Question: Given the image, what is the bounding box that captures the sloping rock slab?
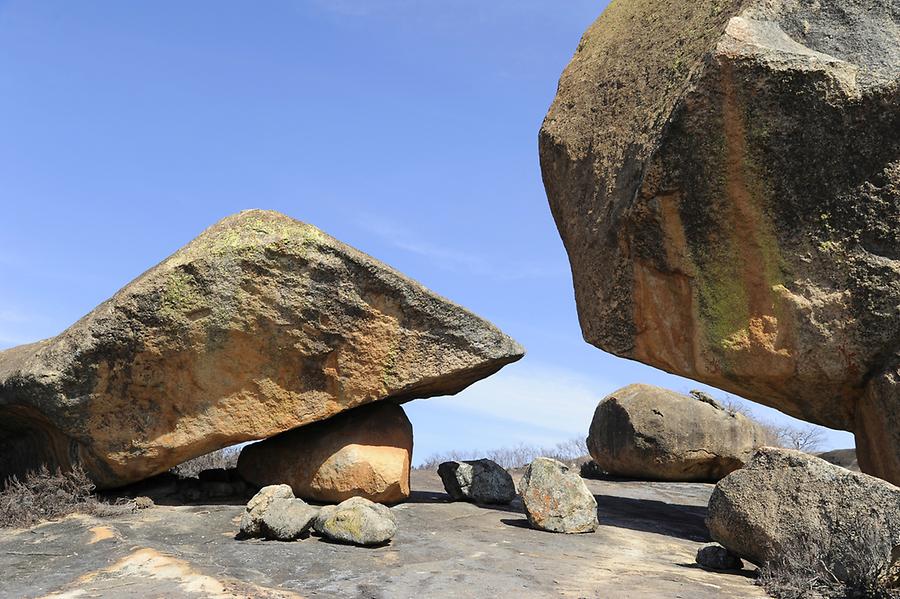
[0,210,523,487]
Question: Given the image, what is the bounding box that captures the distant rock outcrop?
[0,210,524,488]
[237,403,413,504]
[707,448,900,585]
[587,384,767,482]
[540,0,900,483]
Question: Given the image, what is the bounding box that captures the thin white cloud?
[355,213,566,280]
[434,363,607,437]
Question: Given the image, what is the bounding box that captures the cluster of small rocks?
[438,456,599,535]
[239,485,397,547]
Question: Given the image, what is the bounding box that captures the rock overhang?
[0,209,524,488]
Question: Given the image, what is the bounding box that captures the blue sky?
[0,0,854,462]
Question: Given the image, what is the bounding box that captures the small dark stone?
[437,459,516,505]
[696,543,742,571]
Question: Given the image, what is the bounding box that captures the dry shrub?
[758,528,900,599]
[416,437,588,471]
[717,395,827,452]
[0,465,129,528]
[170,446,240,478]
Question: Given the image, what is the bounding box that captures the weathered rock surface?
[0,470,767,598]
[707,448,900,584]
[437,458,516,505]
[540,0,900,483]
[0,209,524,488]
[260,498,318,541]
[313,496,397,546]
[237,402,412,504]
[239,484,295,538]
[816,447,859,472]
[519,457,598,534]
[587,384,768,481]
[696,543,743,572]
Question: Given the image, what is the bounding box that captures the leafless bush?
[758,528,899,599]
[0,465,130,528]
[415,437,588,471]
[701,392,828,452]
[170,447,240,478]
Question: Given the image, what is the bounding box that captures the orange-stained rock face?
[237,403,412,504]
[0,210,523,488]
[540,0,900,483]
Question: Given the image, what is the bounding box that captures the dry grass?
[415,437,588,471]
[0,465,131,529]
[170,447,240,478]
[758,529,900,599]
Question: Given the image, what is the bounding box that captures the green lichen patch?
[159,269,206,323]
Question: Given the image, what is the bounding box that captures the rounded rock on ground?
[313,496,397,546]
[437,458,516,505]
[707,447,900,585]
[240,484,294,538]
[696,543,743,572]
[519,457,598,534]
[237,403,412,504]
[260,498,318,541]
[587,384,768,482]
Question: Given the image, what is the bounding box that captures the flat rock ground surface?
[0,470,768,599]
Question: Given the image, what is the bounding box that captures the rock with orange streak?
[540,0,900,484]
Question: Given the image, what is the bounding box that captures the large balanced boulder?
[519,457,598,534]
[540,1,900,483]
[587,384,768,481]
[237,402,412,504]
[437,458,516,505]
[707,448,900,585]
[0,210,524,488]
